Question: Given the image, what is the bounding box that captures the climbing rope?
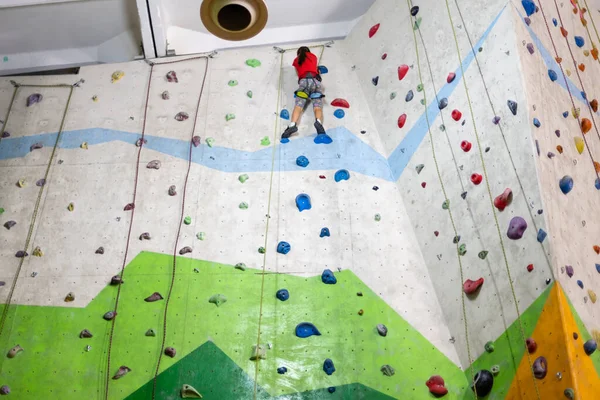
[580,0,600,55]
[443,1,541,397]
[0,81,78,342]
[453,0,554,273]
[0,85,18,145]
[404,1,477,395]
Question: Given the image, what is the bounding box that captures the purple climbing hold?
[533,356,547,379]
[566,265,574,277]
[26,93,43,107]
[524,17,531,26]
[372,76,379,86]
[15,250,28,258]
[0,385,9,395]
[30,143,43,152]
[527,43,535,54]
[192,136,201,147]
[507,217,527,240]
[492,116,501,125]
[507,100,518,115]
[175,112,189,121]
[1,131,9,138]
[36,179,46,187]
[555,130,561,137]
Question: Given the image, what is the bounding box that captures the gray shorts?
[295,78,324,109]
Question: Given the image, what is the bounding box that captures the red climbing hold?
[561,27,568,37]
[434,231,439,236]
[319,175,326,179]
[369,23,380,38]
[451,110,462,121]
[460,140,472,152]
[526,338,537,354]
[470,173,483,185]
[331,98,350,108]
[463,278,484,295]
[398,64,409,81]
[447,72,456,83]
[421,182,426,188]
[581,118,592,133]
[398,114,407,128]
[426,375,448,397]
[381,53,388,60]
[493,188,513,211]
[527,264,534,272]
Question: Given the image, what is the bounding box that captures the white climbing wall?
[343,0,551,368]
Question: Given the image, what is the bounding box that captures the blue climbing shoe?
[314,120,326,135]
[281,125,298,139]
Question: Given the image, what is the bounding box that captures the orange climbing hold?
[557,145,564,154]
[581,118,592,133]
[561,27,569,37]
[594,245,600,255]
[582,18,588,27]
[579,63,586,71]
[591,99,598,113]
[591,48,598,60]
[555,57,562,63]
[594,161,600,173]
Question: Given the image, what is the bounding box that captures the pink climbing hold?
[426,375,448,397]
[398,114,407,128]
[463,278,484,295]
[398,64,409,81]
[331,98,350,108]
[451,110,462,121]
[421,182,426,188]
[447,72,456,83]
[369,23,380,38]
[381,53,388,60]
[434,231,439,237]
[494,188,513,211]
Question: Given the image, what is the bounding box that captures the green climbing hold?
[442,200,450,210]
[196,232,205,240]
[478,251,489,260]
[0,208,4,215]
[261,136,271,146]
[413,17,422,30]
[485,341,495,353]
[246,59,261,68]
[417,83,424,92]
[235,263,247,271]
[225,113,235,122]
[420,99,425,105]
[208,294,227,307]
[247,90,253,98]
[239,202,248,210]
[564,388,575,399]
[228,80,238,87]
[390,92,397,100]
[239,174,249,183]
[184,216,192,225]
[374,213,382,222]
[181,384,203,398]
[458,244,467,256]
[206,137,215,147]
[258,247,266,254]
[491,365,500,375]
[145,329,156,337]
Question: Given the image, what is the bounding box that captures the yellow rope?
[443,1,541,397]
[405,0,477,395]
[581,0,600,51]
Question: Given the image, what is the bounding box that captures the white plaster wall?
[343,0,552,367]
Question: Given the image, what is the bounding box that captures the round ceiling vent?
[200,0,268,41]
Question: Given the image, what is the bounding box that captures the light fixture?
[200,0,268,41]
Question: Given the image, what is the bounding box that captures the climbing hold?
[589,289,597,303]
[564,389,575,399]
[438,98,448,110]
[463,278,484,295]
[453,235,461,244]
[577,280,584,289]
[110,276,123,285]
[331,98,349,108]
[575,36,585,47]
[524,17,531,25]
[460,141,472,152]
[451,110,462,121]
[321,269,337,284]
[144,292,163,302]
[374,213,381,221]
[533,117,541,127]
[205,137,215,148]
[111,71,124,83]
[591,99,599,113]
[574,137,585,154]
[29,142,43,152]
[398,114,407,128]
[175,112,189,122]
[522,0,535,16]
[507,100,518,115]
[507,217,527,240]
[79,329,93,339]
[491,365,500,376]
[237,174,249,184]
[526,338,537,353]
[527,264,534,272]
[225,113,235,122]
[416,164,424,174]
[239,202,249,210]
[377,324,388,337]
[446,72,456,84]
[295,322,321,338]
[227,79,238,87]
[566,265,574,277]
[280,109,290,120]
[372,76,379,86]
[164,347,176,358]
[562,111,569,118]
[318,65,328,74]
[579,63,586,72]
[245,59,261,67]
[358,309,364,315]
[35,178,45,187]
[296,194,311,212]
[64,292,75,302]
[276,289,289,301]
[527,43,535,54]
[259,135,271,146]
[478,251,488,260]
[258,247,266,254]
[208,294,227,307]
[314,133,332,144]
[183,216,192,226]
[6,345,23,358]
[277,241,291,255]
[67,202,75,212]
[381,53,387,60]
[492,116,501,125]
[323,359,336,375]
[471,370,494,397]
[381,365,395,376]
[139,232,151,241]
[390,92,397,100]
[277,367,288,375]
[232,262,246,272]
[398,64,409,80]
[559,175,574,194]
[494,188,513,211]
[413,17,422,30]
[180,384,202,398]
[103,311,116,321]
[161,90,170,100]
[112,366,131,380]
[32,247,43,257]
[0,386,9,395]
[147,160,161,170]
[334,109,345,119]
[80,142,88,150]
[166,71,178,83]
[405,90,414,102]
[584,339,597,355]
[561,27,568,37]
[334,169,350,182]
[410,5,419,16]
[191,136,201,148]
[249,345,266,360]
[532,356,547,379]
[442,200,450,210]
[368,23,380,38]
[485,342,495,353]
[179,246,192,255]
[15,250,27,258]
[471,173,483,185]
[320,228,330,237]
[573,107,581,118]
[3,221,16,230]
[581,118,592,133]
[548,70,557,82]
[135,138,147,147]
[426,375,448,397]
[552,18,557,26]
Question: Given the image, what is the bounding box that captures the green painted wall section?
[0,251,466,399]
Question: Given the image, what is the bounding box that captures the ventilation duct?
[200,0,268,41]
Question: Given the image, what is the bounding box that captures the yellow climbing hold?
[111,71,124,83]
[81,142,88,149]
[566,69,572,76]
[589,289,597,303]
[574,137,585,154]
[32,246,43,257]
[67,202,75,212]
[17,179,26,188]
[572,107,580,118]
[584,50,590,57]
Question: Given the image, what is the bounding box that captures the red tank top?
[293,53,318,79]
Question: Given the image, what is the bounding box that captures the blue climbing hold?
[537,229,547,243]
[318,65,328,74]
[575,36,585,48]
[296,194,312,212]
[334,109,345,119]
[552,18,557,26]
[596,264,600,273]
[295,322,321,338]
[314,134,333,144]
[595,178,600,190]
[582,91,587,100]
[276,289,289,301]
[280,138,290,144]
[548,70,558,82]
[277,241,291,254]
[584,339,597,355]
[320,228,330,238]
[323,359,336,375]
[559,175,574,194]
[334,169,350,182]
[522,0,535,16]
[296,155,309,168]
[562,111,569,118]
[277,367,288,374]
[328,387,336,393]
[280,109,290,120]
[533,117,541,127]
[372,76,379,86]
[577,280,584,289]
[321,269,337,284]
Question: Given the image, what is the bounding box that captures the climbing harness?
[294,72,325,100]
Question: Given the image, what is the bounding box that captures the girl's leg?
[291,106,304,123]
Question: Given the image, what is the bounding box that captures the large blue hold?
[314,134,333,144]
[296,155,309,167]
[334,109,345,119]
[321,269,337,284]
[584,339,597,355]
[522,0,535,16]
[295,322,321,338]
[318,65,328,74]
[280,109,290,120]
[277,241,291,254]
[596,264,600,273]
[276,289,289,301]
[548,69,558,82]
[328,387,336,393]
[296,194,312,212]
[334,169,350,182]
[323,359,336,375]
[537,229,547,243]
[277,367,288,374]
[320,227,330,238]
[575,36,585,48]
[559,175,574,194]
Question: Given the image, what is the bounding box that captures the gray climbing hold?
[103,311,116,321]
[209,294,227,307]
[144,292,163,302]
[390,92,397,100]
[3,221,16,230]
[80,329,93,338]
[27,93,43,107]
[175,112,189,121]
[235,263,246,271]
[110,276,123,285]
[145,329,156,337]
[112,366,131,380]
[250,345,266,360]
[147,160,161,170]
[164,347,176,358]
[181,384,202,398]
[161,91,170,100]
[377,324,388,337]
[416,164,424,174]
[30,143,43,152]
[507,100,518,115]
[405,90,414,102]
[438,98,448,110]
[179,246,192,255]
[6,345,23,358]
[381,365,395,376]
[140,232,151,240]
[478,251,488,260]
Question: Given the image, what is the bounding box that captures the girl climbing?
[281,46,326,139]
